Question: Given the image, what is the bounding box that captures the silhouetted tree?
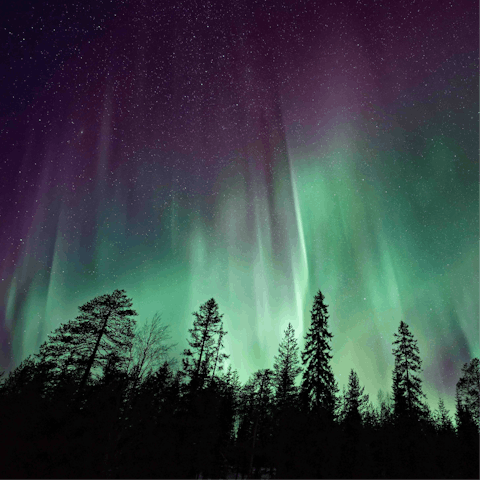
[111,360,184,478]
[297,291,340,477]
[337,370,370,477]
[199,365,242,478]
[300,290,338,420]
[455,358,480,478]
[219,364,242,444]
[455,388,480,480]
[35,289,137,403]
[0,355,60,477]
[236,369,275,478]
[376,389,393,426]
[424,398,455,478]
[182,298,225,391]
[434,398,454,434]
[209,321,230,384]
[390,321,431,477]
[273,322,302,412]
[2,285,478,479]
[343,369,369,427]
[75,290,137,398]
[391,321,426,423]
[455,357,479,433]
[127,313,177,396]
[0,355,39,397]
[268,324,303,478]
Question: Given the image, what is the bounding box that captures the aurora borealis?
[0,0,478,416]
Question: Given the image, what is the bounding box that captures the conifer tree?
[237,369,274,441]
[182,298,225,390]
[343,369,369,426]
[376,389,393,428]
[337,384,348,424]
[391,321,426,422]
[35,289,137,401]
[236,369,275,478]
[434,398,454,434]
[209,321,230,384]
[429,398,456,479]
[455,357,479,433]
[0,355,39,397]
[454,358,480,478]
[273,322,302,411]
[300,290,338,419]
[219,365,242,443]
[338,370,369,478]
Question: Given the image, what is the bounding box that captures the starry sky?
[0,0,478,415]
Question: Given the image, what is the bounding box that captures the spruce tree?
[179,303,229,477]
[455,376,480,479]
[237,369,275,478]
[300,290,338,419]
[343,369,369,427]
[455,357,479,433]
[218,365,242,444]
[391,321,426,423]
[455,358,480,478]
[273,322,302,411]
[338,370,369,478]
[391,326,432,477]
[431,398,456,479]
[182,298,225,391]
[434,398,454,434]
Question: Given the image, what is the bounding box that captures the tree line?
[0,289,478,478]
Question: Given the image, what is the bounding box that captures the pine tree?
[218,365,242,444]
[236,369,275,478]
[376,389,393,428]
[455,357,479,433]
[209,321,230,384]
[337,384,348,424]
[344,369,369,427]
[455,358,480,478]
[391,321,426,423]
[300,290,338,420]
[36,289,137,401]
[390,343,430,478]
[434,398,454,434]
[429,397,456,479]
[338,370,369,478]
[182,298,225,391]
[0,355,40,397]
[273,322,302,412]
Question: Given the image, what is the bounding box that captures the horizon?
[2,285,475,421]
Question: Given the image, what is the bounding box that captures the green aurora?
[1,0,478,420]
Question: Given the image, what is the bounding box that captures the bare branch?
[129,313,177,385]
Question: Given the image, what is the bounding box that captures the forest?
[0,288,478,479]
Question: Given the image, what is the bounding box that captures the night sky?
[0,0,478,415]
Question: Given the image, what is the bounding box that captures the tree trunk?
[248,414,259,479]
[76,310,111,402]
[194,323,210,389]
